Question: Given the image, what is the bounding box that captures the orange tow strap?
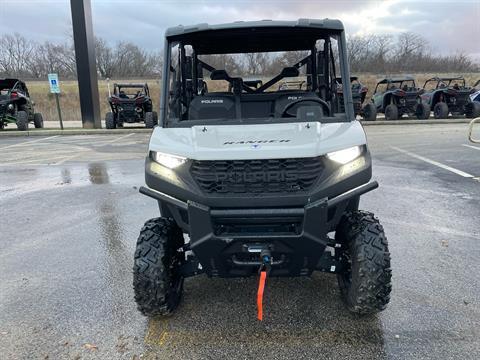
[257,270,267,321]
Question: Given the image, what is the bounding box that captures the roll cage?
[423,77,466,90]
[0,79,29,97]
[160,19,354,127]
[374,77,417,93]
[112,83,149,98]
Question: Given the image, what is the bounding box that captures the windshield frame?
[160,27,354,127]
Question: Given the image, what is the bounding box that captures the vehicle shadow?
[144,273,388,359]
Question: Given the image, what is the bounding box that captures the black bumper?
[139,181,378,277]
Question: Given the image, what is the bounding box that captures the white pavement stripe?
[3,149,82,162]
[462,144,480,151]
[95,133,134,146]
[0,155,73,166]
[390,146,474,178]
[0,135,60,150]
[53,153,85,165]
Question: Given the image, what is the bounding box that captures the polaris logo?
[223,139,291,145]
[215,171,299,183]
[201,99,224,104]
[287,96,303,100]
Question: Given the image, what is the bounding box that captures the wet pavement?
[0,124,479,359]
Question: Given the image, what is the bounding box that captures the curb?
[0,128,152,137]
[361,119,472,126]
[0,119,472,137]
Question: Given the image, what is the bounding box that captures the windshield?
[198,51,310,93]
[163,31,351,126]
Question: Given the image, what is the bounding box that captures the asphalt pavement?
[0,124,479,359]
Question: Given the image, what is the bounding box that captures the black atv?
[105,83,157,129]
[335,76,376,121]
[369,77,429,120]
[421,77,480,119]
[0,78,43,130]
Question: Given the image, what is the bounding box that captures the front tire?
[133,218,185,317]
[33,113,44,128]
[145,111,157,129]
[16,111,29,131]
[362,103,377,121]
[105,112,116,129]
[415,103,430,120]
[336,211,392,315]
[384,104,399,120]
[466,101,480,118]
[433,102,449,119]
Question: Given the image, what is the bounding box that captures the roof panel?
[165,18,344,38]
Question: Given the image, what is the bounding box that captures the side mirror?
[281,67,300,78]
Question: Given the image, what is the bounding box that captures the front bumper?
[139,181,378,277]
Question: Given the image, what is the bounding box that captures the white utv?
[134,19,392,318]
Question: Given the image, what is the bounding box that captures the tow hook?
[257,249,272,321]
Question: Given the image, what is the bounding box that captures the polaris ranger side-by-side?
[134,19,392,319]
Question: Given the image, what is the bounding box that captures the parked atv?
[421,77,480,119]
[134,19,392,320]
[370,77,429,120]
[335,76,376,121]
[0,78,43,130]
[105,83,156,129]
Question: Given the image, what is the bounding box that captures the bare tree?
[0,32,477,79]
[0,33,36,76]
[243,52,271,75]
[95,37,115,78]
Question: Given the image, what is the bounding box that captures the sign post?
[48,73,64,130]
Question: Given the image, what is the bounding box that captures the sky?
[0,0,479,58]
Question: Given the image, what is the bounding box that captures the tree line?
[346,32,478,73]
[0,33,162,79]
[0,32,477,80]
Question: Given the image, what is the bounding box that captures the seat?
[273,92,320,117]
[188,95,236,120]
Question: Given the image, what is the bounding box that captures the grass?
[28,79,160,122]
[25,73,479,121]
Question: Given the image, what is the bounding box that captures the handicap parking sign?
[48,73,61,93]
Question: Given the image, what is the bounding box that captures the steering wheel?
[281,98,330,118]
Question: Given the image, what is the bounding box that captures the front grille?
[190,157,323,194]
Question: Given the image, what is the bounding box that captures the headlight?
[151,151,187,169]
[326,146,361,164]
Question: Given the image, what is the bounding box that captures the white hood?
[149,121,366,160]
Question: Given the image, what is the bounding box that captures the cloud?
[0,0,478,58]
